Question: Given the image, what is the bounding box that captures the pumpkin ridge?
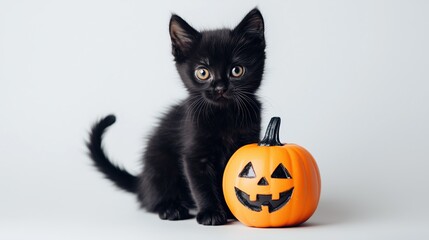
[299,146,321,217]
[291,146,311,224]
[283,145,295,225]
[292,145,321,224]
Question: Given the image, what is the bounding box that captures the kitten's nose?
[213,80,228,95]
[215,85,225,95]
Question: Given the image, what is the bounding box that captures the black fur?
[87,115,138,193]
[86,8,266,225]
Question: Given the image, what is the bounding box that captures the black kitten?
[87,8,266,225]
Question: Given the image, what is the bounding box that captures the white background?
[1,0,428,239]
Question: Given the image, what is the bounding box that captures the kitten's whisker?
[233,97,245,127]
[184,94,207,126]
[238,93,259,120]
[194,99,205,126]
[232,89,260,127]
[238,97,250,127]
[233,94,247,127]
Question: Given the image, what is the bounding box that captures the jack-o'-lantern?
[223,117,321,227]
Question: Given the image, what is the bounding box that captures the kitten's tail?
[86,114,138,194]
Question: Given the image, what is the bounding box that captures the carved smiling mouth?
[234,187,294,213]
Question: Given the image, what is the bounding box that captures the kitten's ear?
[234,8,265,40]
[169,14,201,61]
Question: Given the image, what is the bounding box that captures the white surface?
[1,0,429,239]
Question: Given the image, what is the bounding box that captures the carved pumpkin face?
[223,117,321,227]
[234,159,294,213]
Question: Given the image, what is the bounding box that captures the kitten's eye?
[195,68,211,81]
[231,66,245,78]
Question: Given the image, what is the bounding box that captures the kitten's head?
[169,8,266,107]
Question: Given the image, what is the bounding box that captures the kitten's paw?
[196,209,227,226]
[158,205,191,221]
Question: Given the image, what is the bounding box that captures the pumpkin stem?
[259,117,284,146]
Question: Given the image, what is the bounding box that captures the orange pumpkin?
[223,117,321,227]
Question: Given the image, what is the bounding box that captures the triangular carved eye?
[271,163,292,179]
[239,162,256,178]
